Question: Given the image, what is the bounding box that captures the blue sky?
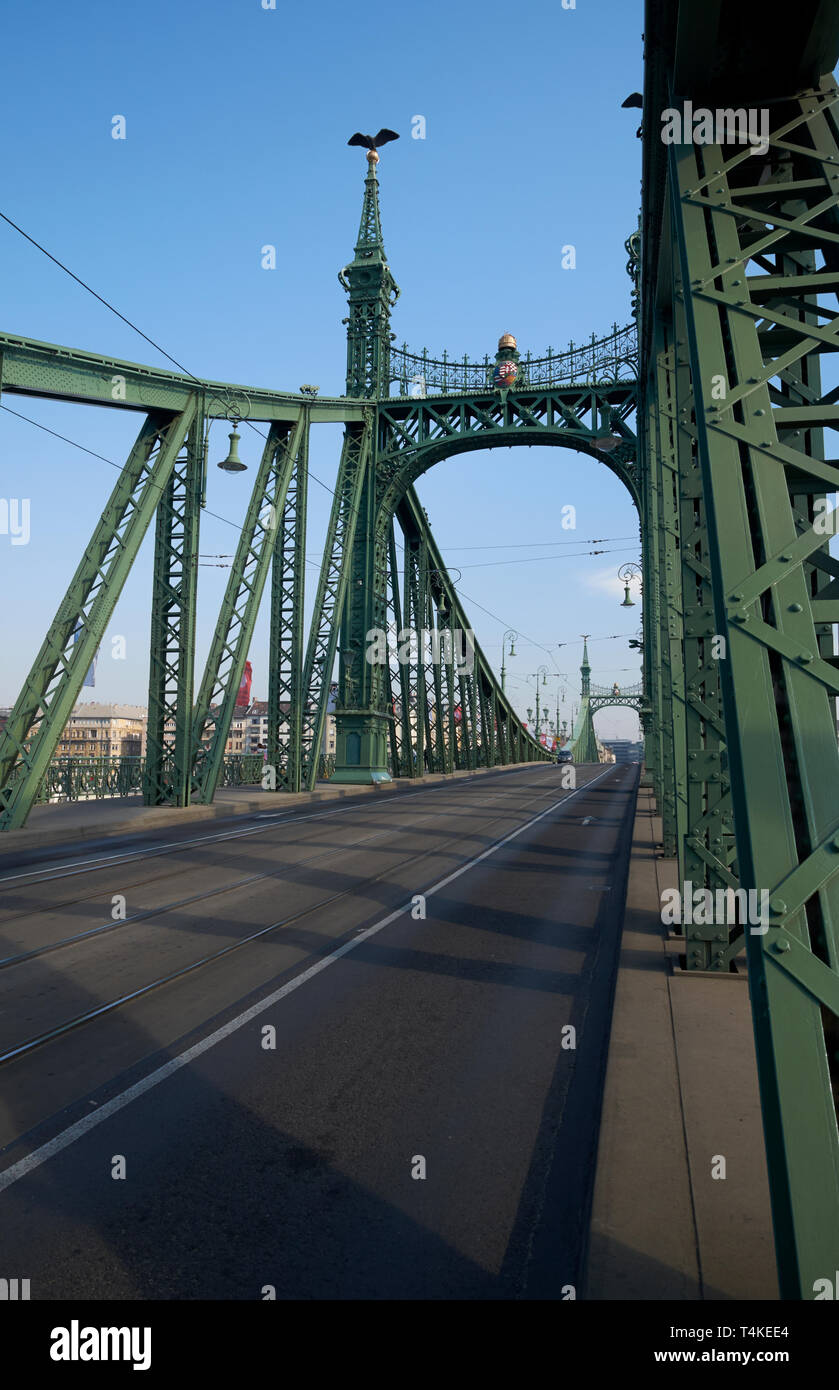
[0,0,647,740]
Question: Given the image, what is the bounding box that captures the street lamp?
[532,665,548,733]
[500,629,518,693]
[619,562,642,607]
[217,414,247,472]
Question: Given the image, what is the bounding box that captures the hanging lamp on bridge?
[217,419,246,473]
[621,583,635,607]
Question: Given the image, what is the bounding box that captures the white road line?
[0,766,557,887]
[0,765,616,1193]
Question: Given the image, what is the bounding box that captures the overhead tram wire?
[435,535,639,551]
[0,209,642,659]
[451,546,637,570]
[0,402,326,576]
[0,207,339,500]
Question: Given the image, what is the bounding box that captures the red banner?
[236,660,253,709]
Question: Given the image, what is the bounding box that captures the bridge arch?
[375,422,641,528]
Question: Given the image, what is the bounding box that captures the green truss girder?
[570,698,599,764]
[300,417,372,790]
[0,406,195,830]
[267,410,310,793]
[0,331,363,423]
[375,385,639,520]
[143,405,205,807]
[392,486,547,773]
[190,419,302,804]
[668,80,839,1299]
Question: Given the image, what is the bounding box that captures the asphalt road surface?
[0,761,638,1299]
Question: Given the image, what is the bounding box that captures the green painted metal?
[143,403,205,806]
[340,151,399,399]
[672,289,739,971]
[375,384,639,522]
[13,7,839,1306]
[300,416,372,789]
[267,409,310,793]
[389,323,636,396]
[666,76,839,1298]
[393,486,548,772]
[190,419,301,804]
[36,756,145,803]
[0,331,364,423]
[0,406,195,830]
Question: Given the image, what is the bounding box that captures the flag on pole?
[236,660,253,709]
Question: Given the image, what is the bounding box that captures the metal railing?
[35,756,145,803]
[590,681,644,697]
[34,750,338,803]
[388,322,638,397]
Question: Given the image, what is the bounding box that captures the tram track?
[0,770,601,1070]
[0,768,537,892]
[0,767,574,942]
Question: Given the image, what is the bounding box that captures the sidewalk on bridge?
[584,784,778,1300]
[0,762,549,865]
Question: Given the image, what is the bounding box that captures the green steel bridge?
[2,0,839,1300]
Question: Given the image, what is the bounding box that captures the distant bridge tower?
[580,634,591,698]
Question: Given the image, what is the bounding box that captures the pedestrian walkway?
[585,785,778,1300]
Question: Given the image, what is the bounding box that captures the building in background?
[56,704,147,758]
[600,738,644,764]
[27,694,338,765]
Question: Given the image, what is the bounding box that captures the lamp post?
[550,672,568,744]
[532,665,548,735]
[500,629,518,693]
[619,561,643,608]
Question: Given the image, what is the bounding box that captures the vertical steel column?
[191,420,300,804]
[652,323,687,857]
[673,291,739,970]
[0,406,195,830]
[670,89,839,1295]
[268,410,309,793]
[640,366,665,806]
[403,537,424,776]
[144,402,204,806]
[300,416,372,790]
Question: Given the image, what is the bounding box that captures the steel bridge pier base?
[331,710,392,784]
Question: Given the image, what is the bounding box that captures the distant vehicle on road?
[556,749,573,764]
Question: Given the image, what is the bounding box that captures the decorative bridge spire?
[580,634,591,698]
[339,133,401,398]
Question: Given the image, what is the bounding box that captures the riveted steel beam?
[670,80,839,1298]
[301,416,373,790]
[267,409,310,793]
[0,405,195,829]
[143,404,205,807]
[191,419,301,804]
